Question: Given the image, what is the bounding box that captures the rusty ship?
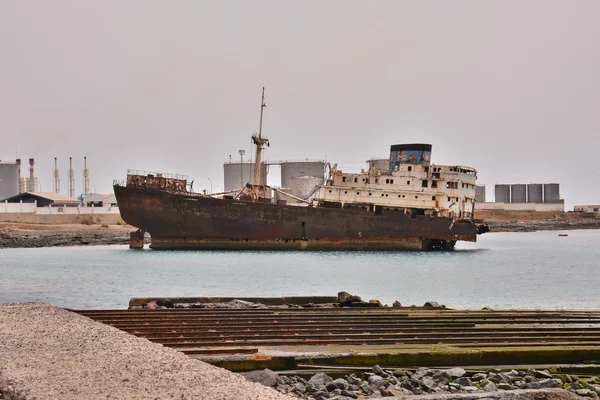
[114,88,488,250]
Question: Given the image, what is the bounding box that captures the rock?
[327,378,349,391]
[337,291,354,303]
[472,373,488,381]
[514,380,527,389]
[359,382,373,395]
[463,386,480,392]
[421,376,438,391]
[243,369,279,387]
[446,367,467,378]
[453,377,473,387]
[392,300,402,307]
[341,389,359,398]
[424,301,440,307]
[569,382,584,390]
[497,383,516,390]
[482,380,498,392]
[526,378,562,389]
[368,299,384,307]
[412,367,433,381]
[577,389,599,398]
[368,375,386,388]
[292,382,306,393]
[308,372,333,387]
[432,370,452,385]
[372,364,384,374]
[535,370,554,379]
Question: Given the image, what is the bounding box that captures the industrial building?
[475,185,486,203]
[476,183,565,212]
[0,161,19,201]
[3,192,80,207]
[83,193,117,207]
[574,205,600,213]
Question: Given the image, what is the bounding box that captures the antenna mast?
[53,157,60,193]
[251,87,269,196]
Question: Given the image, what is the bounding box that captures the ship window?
[415,195,418,199]
[368,192,372,196]
[432,181,438,188]
[344,191,347,194]
[354,177,358,183]
[408,166,412,172]
[375,179,378,183]
[432,196,436,200]
[385,179,389,184]
[407,180,410,185]
[424,167,429,173]
[385,194,388,197]
[402,195,405,198]
[381,193,384,197]
[362,178,365,182]
[329,190,332,193]
[390,179,394,184]
[398,195,401,198]
[356,192,360,195]
[422,180,428,188]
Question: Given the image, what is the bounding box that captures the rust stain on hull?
[114,185,478,251]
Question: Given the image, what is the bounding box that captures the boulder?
[535,370,554,379]
[243,369,280,387]
[497,383,516,390]
[576,389,599,398]
[526,379,562,389]
[482,380,498,392]
[308,373,333,387]
[446,367,467,378]
[453,377,474,387]
[372,364,384,375]
[326,378,349,391]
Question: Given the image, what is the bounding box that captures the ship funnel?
[27,158,36,192]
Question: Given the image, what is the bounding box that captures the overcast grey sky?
[1,1,598,208]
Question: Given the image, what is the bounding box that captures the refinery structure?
[0,157,93,201]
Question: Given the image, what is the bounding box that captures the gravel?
[0,303,292,400]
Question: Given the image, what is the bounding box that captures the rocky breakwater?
[243,366,600,399]
[130,291,444,310]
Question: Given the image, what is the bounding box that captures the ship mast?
[251,87,269,196]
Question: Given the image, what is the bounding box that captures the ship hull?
[114,185,477,250]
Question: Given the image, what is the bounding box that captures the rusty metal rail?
[75,308,600,354]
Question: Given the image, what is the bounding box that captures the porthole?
[369,192,372,196]
[415,195,418,199]
[356,192,360,195]
[344,191,347,194]
[328,190,332,193]
[385,194,388,197]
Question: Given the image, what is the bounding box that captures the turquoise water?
[0,230,598,310]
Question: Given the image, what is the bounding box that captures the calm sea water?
[0,230,599,310]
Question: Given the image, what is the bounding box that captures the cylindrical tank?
[543,183,560,203]
[223,162,267,194]
[527,184,543,203]
[280,161,326,201]
[0,162,19,200]
[495,184,510,203]
[367,158,390,172]
[510,184,527,203]
[475,185,486,203]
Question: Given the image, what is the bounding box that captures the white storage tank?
[223,162,267,195]
[0,162,19,200]
[280,161,326,202]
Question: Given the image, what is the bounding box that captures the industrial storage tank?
[510,184,527,203]
[280,161,326,201]
[223,162,267,194]
[0,162,19,200]
[543,183,561,203]
[475,185,486,203]
[367,158,389,173]
[527,184,543,203]
[494,184,510,203]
